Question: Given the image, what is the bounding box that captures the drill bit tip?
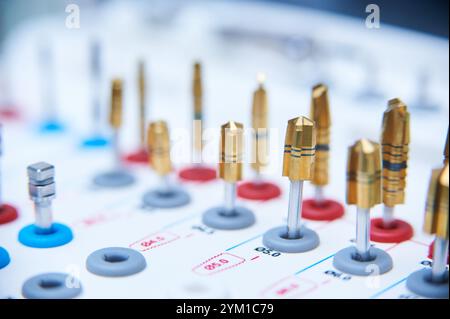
[424,164,449,239]
[347,139,382,209]
[256,72,266,85]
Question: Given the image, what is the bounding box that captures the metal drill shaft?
[431,237,449,283]
[347,139,382,259]
[356,207,371,260]
[287,180,303,239]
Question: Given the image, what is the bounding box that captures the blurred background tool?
[179,62,217,182]
[0,125,19,225]
[81,39,109,148]
[302,84,344,221]
[238,73,281,200]
[124,60,151,164]
[93,79,135,188]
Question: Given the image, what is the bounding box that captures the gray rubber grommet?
[142,187,191,208]
[86,247,146,277]
[22,273,82,299]
[93,170,135,188]
[406,268,449,299]
[202,206,255,230]
[262,226,320,253]
[333,246,393,276]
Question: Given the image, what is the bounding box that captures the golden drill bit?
[251,73,269,173]
[424,164,449,239]
[219,121,244,183]
[310,84,331,186]
[381,98,410,207]
[192,62,203,156]
[147,121,172,176]
[282,116,316,181]
[444,129,449,165]
[347,139,382,209]
[138,61,146,147]
[110,79,123,129]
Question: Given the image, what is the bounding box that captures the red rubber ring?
[370,218,414,243]
[0,107,21,121]
[428,240,449,263]
[178,166,217,182]
[0,204,19,225]
[237,181,281,201]
[302,199,345,221]
[124,149,149,164]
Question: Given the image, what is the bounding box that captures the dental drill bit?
[192,62,203,163]
[220,121,244,215]
[142,121,191,208]
[310,84,330,204]
[251,73,269,179]
[262,116,319,253]
[424,164,449,284]
[110,78,124,167]
[347,139,382,261]
[148,121,172,192]
[381,98,410,228]
[444,129,448,165]
[284,116,316,239]
[138,61,147,150]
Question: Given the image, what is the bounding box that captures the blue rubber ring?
[39,120,66,134]
[18,223,73,248]
[81,135,109,148]
[22,272,82,299]
[0,247,10,269]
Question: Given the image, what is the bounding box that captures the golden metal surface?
[148,121,172,176]
[381,98,410,207]
[347,139,382,209]
[193,62,203,153]
[310,84,330,186]
[219,121,244,183]
[251,73,269,173]
[424,164,449,239]
[109,79,123,129]
[138,61,146,146]
[282,116,316,181]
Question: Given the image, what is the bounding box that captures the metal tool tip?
[256,72,266,85]
[312,83,327,98]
